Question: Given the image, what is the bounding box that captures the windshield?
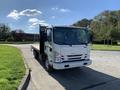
[53,27,89,45]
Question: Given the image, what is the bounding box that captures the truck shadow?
[37,59,119,90]
[50,68,119,90]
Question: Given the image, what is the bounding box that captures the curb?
[18,69,31,90]
[17,46,31,90]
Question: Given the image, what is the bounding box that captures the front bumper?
[52,60,92,70]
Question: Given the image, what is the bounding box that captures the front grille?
[67,54,83,61]
[62,59,85,62]
[67,54,82,57]
[68,57,81,60]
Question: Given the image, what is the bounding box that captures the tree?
[0,23,12,41]
[73,18,92,27]
[73,10,120,44]
[90,10,120,44]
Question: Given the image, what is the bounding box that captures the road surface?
[13,44,120,90]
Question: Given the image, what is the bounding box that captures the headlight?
[54,51,60,57]
[54,51,64,62]
[55,57,62,62]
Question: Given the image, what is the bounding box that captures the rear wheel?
[33,50,37,59]
[45,59,54,72]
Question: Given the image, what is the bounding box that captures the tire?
[33,50,38,59]
[45,59,54,72]
[41,54,46,61]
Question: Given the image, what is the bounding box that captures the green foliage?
[0,45,25,90]
[73,18,92,27]
[73,10,120,42]
[0,24,13,41]
[90,10,120,41]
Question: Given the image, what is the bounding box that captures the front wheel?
[45,60,54,72]
[33,50,38,59]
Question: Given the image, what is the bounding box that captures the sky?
[0,0,120,33]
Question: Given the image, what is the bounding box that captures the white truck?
[31,25,92,72]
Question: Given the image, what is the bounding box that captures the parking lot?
[14,44,120,90]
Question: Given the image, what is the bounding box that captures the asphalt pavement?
[13,44,120,90]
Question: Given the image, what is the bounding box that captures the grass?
[91,44,120,51]
[0,45,25,90]
[0,41,38,44]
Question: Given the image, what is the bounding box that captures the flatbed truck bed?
[31,44,41,59]
[31,44,39,51]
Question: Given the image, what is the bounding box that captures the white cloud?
[60,9,70,12]
[7,9,42,20]
[28,18,49,29]
[19,9,42,16]
[7,10,20,20]
[29,18,42,23]
[51,7,71,13]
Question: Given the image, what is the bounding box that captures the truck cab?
[41,26,92,71]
